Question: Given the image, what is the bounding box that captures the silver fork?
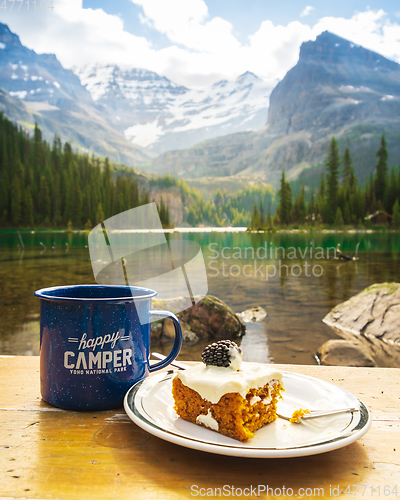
[151,352,359,422]
[276,407,358,422]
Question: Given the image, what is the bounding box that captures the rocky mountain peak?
[0,22,22,49]
[0,21,92,107]
[299,31,398,71]
[267,30,400,136]
[75,63,271,154]
[0,22,152,165]
[237,71,259,81]
[74,63,187,103]
[150,30,400,187]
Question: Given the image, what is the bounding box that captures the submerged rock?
[317,339,376,367]
[237,306,267,323]
[162,317,199,345]
[322,282,400,367]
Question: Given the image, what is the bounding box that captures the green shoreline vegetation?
[1,113,399,232]
[149,173,275,228]
[249,136,400,231]
[0,113,172,229]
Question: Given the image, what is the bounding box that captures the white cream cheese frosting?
[249,395,261,406]
[176,362,282,404]
[228,346,242,370]
[196,410,219,430]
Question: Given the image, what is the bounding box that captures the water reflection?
[1,230,400,364]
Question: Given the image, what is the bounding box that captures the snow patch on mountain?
[76,65,185,106]
[74,65,272,154]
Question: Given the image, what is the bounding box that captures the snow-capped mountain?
[74,65,273,154]
[0,23,152,165]
[151,31,400,186]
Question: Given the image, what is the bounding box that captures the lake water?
[1,229,400,365]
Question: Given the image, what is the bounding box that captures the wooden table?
[0,356,399,500]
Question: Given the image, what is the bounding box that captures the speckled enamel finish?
[35,285,182,411]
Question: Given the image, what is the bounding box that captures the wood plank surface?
[0,355,399,500]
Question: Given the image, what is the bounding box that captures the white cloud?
[1,2,400,89]
[312,10,400,64]
[246,20,313,81]
[300,6,314,18]
[132,0,240,53]
[0,0,154,69]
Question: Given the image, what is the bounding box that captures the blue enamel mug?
[34,285,183,411]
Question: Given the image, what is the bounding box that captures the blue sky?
[1,0,400,88]
[83,0,400,46]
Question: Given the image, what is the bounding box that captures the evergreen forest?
[250,136,400,229]
[1,112,400,230]
[0,113,171,229]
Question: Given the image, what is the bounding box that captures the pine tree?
[51,172,60,225]
[259,201,265,226]
[318,172,325,198]
[384,167,398,214]
[343,202,350,225]
[73,184,83,227]
[187,206,196,226]
[251,201,260,228]
[32,123,43,183]
[157,197,172,228]
[64,178,75,225]
[165,204,171,228]
[273,210,280,227]
[368,173,377,214]
[392,200,400,228]
[101,158,111,218]
[278,170,292,225]
[267,202,272,228]
[11,175,22,226]
[375,135,388,203]
[298,184,306,223]
[39,177,51,223]
[317,172,325,218]
[157,197,166,225]
[96,202,105,224]
[130,179,139,210]
[342,147,354,188]
[334,207,344,227]
[140,188,150,205]
[0,172,9,224]
[326,137,341,224]
[215,189,223,207]
[398,164,400,195]
[24,185,34,227]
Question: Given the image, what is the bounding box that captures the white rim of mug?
[34,284,157,302]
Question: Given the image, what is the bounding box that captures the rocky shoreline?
[319,283,400,367]
[151,283,400,368]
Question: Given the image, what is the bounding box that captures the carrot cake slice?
[172,340,283,442]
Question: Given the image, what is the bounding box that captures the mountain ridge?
[0,20,273,162]
[149,31,400,187]
[74,64,273,155]
[0,22,153,165]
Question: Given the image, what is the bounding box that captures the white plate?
[123,369,371,458]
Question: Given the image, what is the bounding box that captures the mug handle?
[148,310,183,372]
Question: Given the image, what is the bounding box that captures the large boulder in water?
[151,295,246,343]
[321,283,400,367]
